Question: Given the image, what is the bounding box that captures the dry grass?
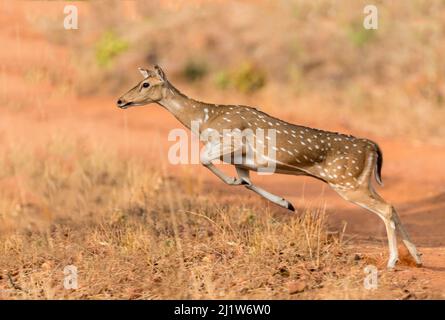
[0,138,381,299]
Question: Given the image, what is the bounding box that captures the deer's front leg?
[200,142,243,185]
[235,167,295,212]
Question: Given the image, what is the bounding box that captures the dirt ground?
[0,1,444,299]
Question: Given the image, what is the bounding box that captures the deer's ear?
[138,67,150,79]
[154,65,166,81]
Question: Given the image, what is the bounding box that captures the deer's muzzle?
[116,99,132,109]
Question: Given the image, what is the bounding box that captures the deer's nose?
[117,99,128,108]
[117,98,131,109]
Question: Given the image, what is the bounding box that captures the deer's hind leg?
[388,205,422,266]
[332,184,399,268]
[332,183,422,268]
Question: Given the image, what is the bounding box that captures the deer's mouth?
[117,100,133,109]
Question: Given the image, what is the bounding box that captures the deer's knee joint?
[383,205,395,220]
[200,155,212,166]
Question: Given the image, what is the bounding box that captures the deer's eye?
[142,82,150,88]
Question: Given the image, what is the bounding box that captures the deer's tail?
[374,143,383,186]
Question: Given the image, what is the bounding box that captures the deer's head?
[117,65,167,109]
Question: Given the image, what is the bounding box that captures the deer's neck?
[157,83,215,132]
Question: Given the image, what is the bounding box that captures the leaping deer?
[117,65,422,269]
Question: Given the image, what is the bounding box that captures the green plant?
[347,22,376,48]
[95,31,129,67]
[233,63,266,93]
[214,63,266,93]
[181,59,208,81]
[214,70,231,90]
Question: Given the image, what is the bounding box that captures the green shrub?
[95,31,129,67]
[181,59,208,81]
[214,70,231,90]
[347,22,376,47]
[214,62,266,93]
[233,63,266,93]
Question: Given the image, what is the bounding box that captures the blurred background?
[0,0,444,299]
[26,0,445,138]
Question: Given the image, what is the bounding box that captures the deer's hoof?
[240,178,251,186]
[287,202,295,212]
[386,257,398,270]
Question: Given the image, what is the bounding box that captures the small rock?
[278,267,290,277]
[287,280,306,294]
[41,261,52,271]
